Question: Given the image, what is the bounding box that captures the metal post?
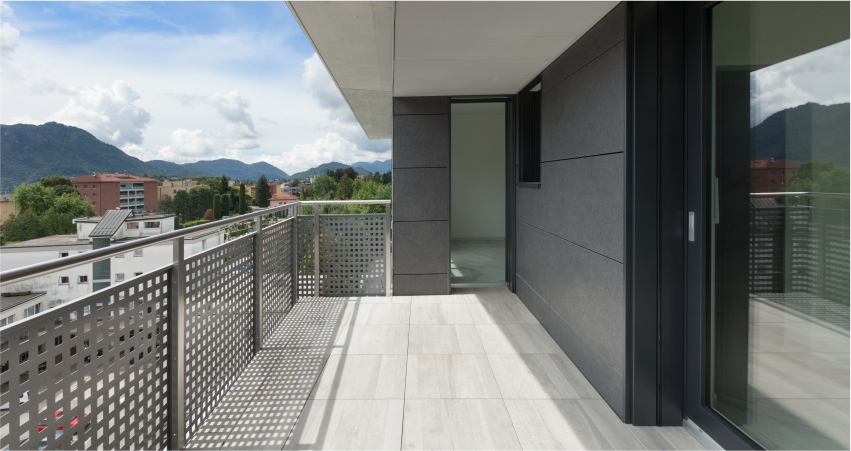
[168,237,186,450]
[313,203,321,297]
[252,214,264,353]
[291,206,298,307]
[385,204,392,296]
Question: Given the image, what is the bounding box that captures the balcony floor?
[187,288,706,450]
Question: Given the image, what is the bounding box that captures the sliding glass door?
[706,2,849,449]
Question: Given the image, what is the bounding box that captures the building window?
[22,304,41,318]
[83,193,88,198]
[92,185,96,189]
[92,193,96,198]
[0,315,13,327]
[134,272,143,277]
[770,180,775,184]
[518,76,542,185]
[59,252,69,258]
[126,222,139,230]
[83,185,88,189]
[791,171,795,175]
[770,171,775,175]
[144,222,160,228]
[781,170,785,175]
[134,249,143,257]
[115,253,124,258]
[59,276,70,284]
[93,202,97,206]
[780,180,785,185]
[78,275,88,283]
[115,273,125,282]
[75,185,78,189]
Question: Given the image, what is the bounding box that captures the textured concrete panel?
[393,115,450,168]
[516,275,624,420]
[541,41,625,162]
[394,97,449,115]
[394,274,449,296]
[394,221,449,274]
[515,221,624,382]
[393,168,449,222]
[542,3,626,93]
[516,153,624,262]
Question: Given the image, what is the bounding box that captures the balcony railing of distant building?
[0,200,391,450]
[748,191,850,305]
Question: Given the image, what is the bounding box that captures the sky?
[0,1,391,175]
[750,39,850,126]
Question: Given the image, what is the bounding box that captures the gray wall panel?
[516,221,624,376]
[394,274,449,295]
[393,115,450,168]
[517,153,624,261]
[541,41,625,162]
[542,3,626,93]
[393,221,449,274]
[394,97,449,115]
[393,168,449,222]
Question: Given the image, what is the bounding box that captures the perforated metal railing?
[0,200,390,450]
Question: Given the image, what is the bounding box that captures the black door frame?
[448,97,516,291]
[683,3,761,449]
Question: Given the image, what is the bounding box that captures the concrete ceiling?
[394,2,617,97]
[289,1,617,139]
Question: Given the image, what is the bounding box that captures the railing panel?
[182,235,254,441]
[0,267,171,451]
[260,218,295,344]
[318,214,387,296]
[297,216,316,297]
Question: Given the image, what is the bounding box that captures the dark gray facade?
[392,97,451,295]
[515,3,628,420]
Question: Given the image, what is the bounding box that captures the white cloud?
[167,90,260,159]
[49,80,151,146]
[1,21,18,53]
[751,39,850,125]
[155,128,218,162]
[254,131,389,174]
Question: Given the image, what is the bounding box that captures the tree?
[189,186,214,221]
[3,210,42,242]
[158,195,174,214]
[381,171,392,185]
[53,193,95,217]
[203,209,215,221]
[238,183,248,214]
[173,190,191,222]
[39,175,78,197]
[337,175,354,200]
[219,175,230,194]
[12,183,56,216]
[256,175,271,207]
[313,174,338,197]
[40,208,76,236]
[213,194,222,219]
[221,195,232,217]
[291,179,300,187]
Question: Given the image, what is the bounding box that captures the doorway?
[450,101,508,285]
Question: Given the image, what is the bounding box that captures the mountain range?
[751,102,849,167]
[0,122,392,192]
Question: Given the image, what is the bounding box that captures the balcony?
[0,201,704,450]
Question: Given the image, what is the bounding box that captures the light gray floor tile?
[410,303,474,325]
[310,354,407,400]
[579,399,645,450]
[628,425,706,450]
[402,399,521,450]
[332,325,409,355]
[284,399,404,450]
[408,324,485,354]
[463,287,523,305]
[488,353,582,399]
[348,303,411,325]
[411,294,469,303]
[406,354,502,399]
[469,301,538,325]
[477,323,563,354]
[505,399,613,450]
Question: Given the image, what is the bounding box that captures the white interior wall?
[451,102,506,239]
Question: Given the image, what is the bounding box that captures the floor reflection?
[450,239,505,283]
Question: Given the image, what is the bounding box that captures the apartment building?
[158,179,197,199]
[750,159,802,193]
[0,193,16,225]
[70,173,158,215]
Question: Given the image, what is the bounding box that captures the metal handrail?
[0,199,391,287]
[751,192,850,198]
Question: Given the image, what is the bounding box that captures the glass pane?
[710,2,849,449]
[450,102,506,284]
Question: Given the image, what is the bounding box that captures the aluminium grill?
[297,216,316,297]
[318,214,387,296]
[0,267,171,451]
[260,218,295,344]
[183,234,255,441]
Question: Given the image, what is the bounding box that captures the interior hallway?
[188,288,707,450]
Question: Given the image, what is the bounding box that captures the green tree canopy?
[53,193,96,217]
[256,175,271,207]
[13,183,56,216]
[238,183,248,214]
[173,190,191,222]
[220,175,230,194]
